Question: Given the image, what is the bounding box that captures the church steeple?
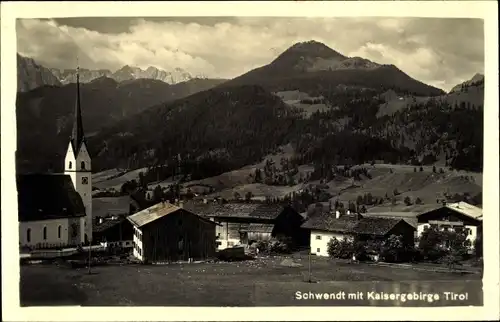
[71,65,85,155]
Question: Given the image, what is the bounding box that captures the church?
[18,68,93,250]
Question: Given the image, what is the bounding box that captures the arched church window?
[43,227,47,240]
[81,161,86,170]
[27,228,31,243]
[58,225,62,239]
[69,161,72,169]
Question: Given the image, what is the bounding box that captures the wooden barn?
[93,216,134,249]
[182,202,308,249]
[127,202,217,263]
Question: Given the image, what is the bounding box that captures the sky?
[16,17,484,91]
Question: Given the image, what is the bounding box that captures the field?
[20,254,480,306]
[91,144,482,217]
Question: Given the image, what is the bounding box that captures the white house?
[416,201,483,246]
[17,174,86,249]
[301,212,416,257]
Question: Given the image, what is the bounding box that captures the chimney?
[179,200,184,208]
[335,210,340,219]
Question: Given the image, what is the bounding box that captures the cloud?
[16,17,484,91]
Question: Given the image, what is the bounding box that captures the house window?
[81,161,86,170]
[27,228,31,243]
[68,161,72,169]
[317,248,320,253]
[315,235,322,240]
[43,227,47,240]
[58,225,62,239]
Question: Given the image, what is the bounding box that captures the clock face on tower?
[81,176,88,185]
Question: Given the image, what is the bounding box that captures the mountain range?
[16,40,483,178]
[17,54,207,92]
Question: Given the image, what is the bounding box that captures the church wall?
[19,217,84,249]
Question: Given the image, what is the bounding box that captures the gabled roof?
[182,201,284,220]
[301,214,359,233]
[301,214,413,236]
[127,202,217,228]
[445,202,482,220]
[416,201,482,221]
[351,217,410,236]
[93,217,129,233]
[17,174,85,222]
[363,212,418,228]
[239,223,275,233]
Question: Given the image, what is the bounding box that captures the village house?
[182,201,308,250]
[93,216,134,249]
[127,202,217,263]
[18,174,87,249]
[416,201,483,246]
[301,212,416,257]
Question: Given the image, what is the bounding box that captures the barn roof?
[93,217,127,233]
[17,174,85,222]
[127,202,217,228]
[240,223,274,233]
[363,212,418,228]
[183,202,284,220]
[301,214,359,233]
[301,214,413,236]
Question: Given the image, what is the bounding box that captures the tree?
[404,196,412,206]
[327,237,355,259]
[413,167,417,173]
[415,197,423,205]
[233,191,241,201]
[366,193,373,205]
[419,166,424,172]
[474,233,482,258]
[254,168,262,183]
[381,235,406,262]
[153,185,163,202]
[245,191,253,202]
[356,195,364,206]
[348,201,357,213]
[360,205,367,213]
[432,165,436,173]
[393,188,400,196]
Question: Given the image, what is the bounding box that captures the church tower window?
[27,228,31,243]
[58,225,62,239]
[69,161,72,169]
[81,161,86,170]
[43,227,47,240]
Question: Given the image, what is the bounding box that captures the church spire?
[71,63,85,155]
